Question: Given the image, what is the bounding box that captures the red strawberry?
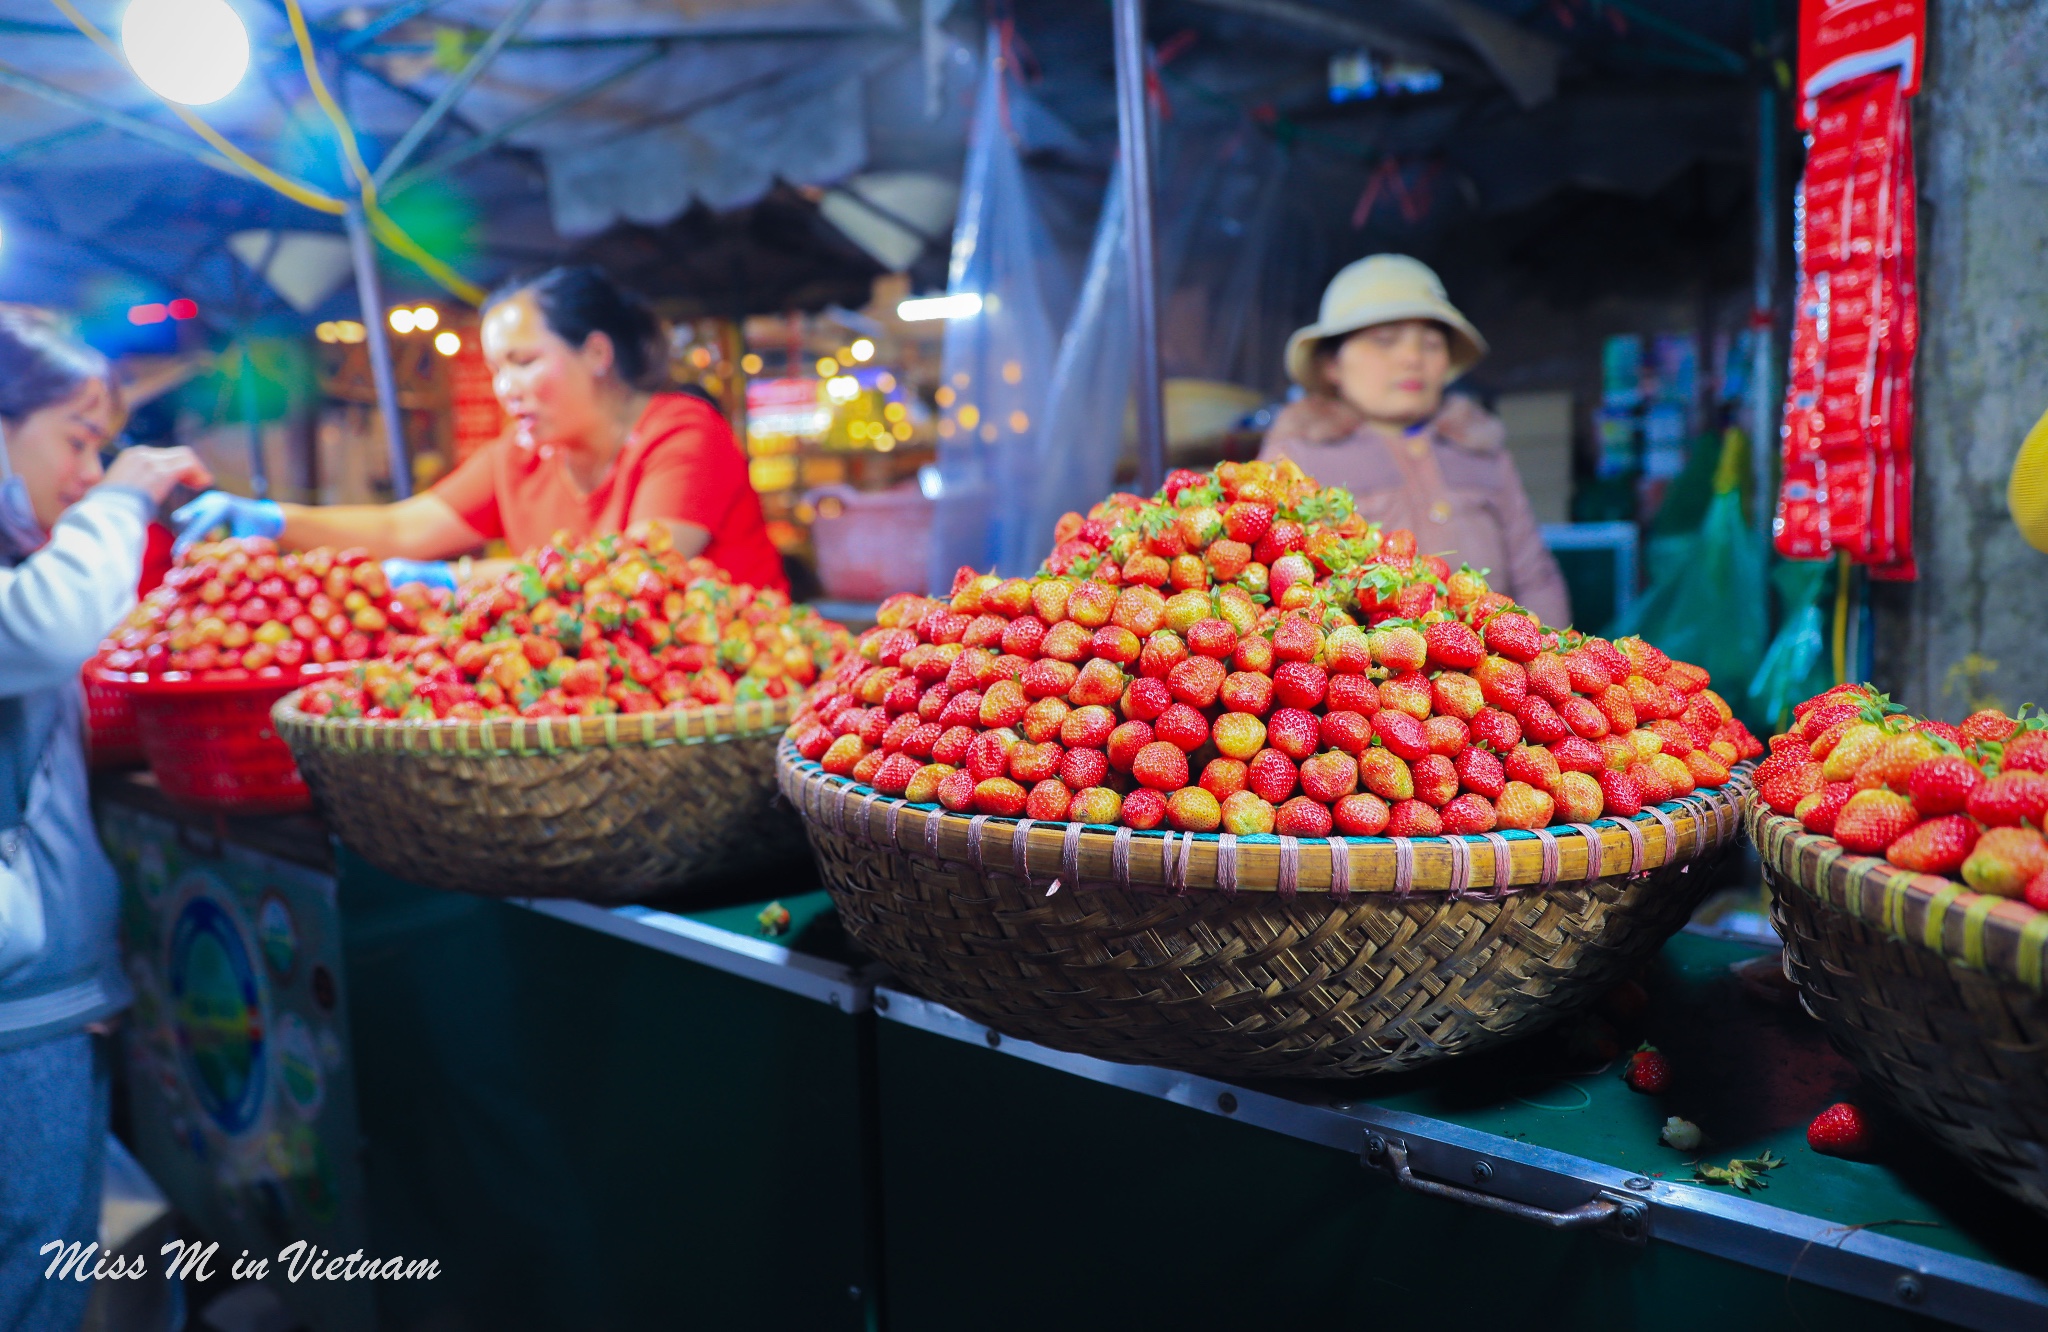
[1333,792,1391,836]
[1431,671,1484,720]
[1138,631,1188,680]
[1551,735,1604,773]
[1058,746,1109,790]
[1455,746,1507,799]
[1564,649,1612,694]
[1960,709,2018,745]
[1885,815,1979,876]
[1008,741,1064,784]
[1644,719,1695,759]
[1473,655,1528,709]
[1594,684,1639,734]
[1270,614,1323,663]
[2028,868,2048,912]
[1272,661,1329,710]
[1359,749,1415,802]
[1061,705,1117,749]
[1252,520,1305,566]
[1184,617,1238,660]
[1161,467,1205,501]
[1424,714,1470,756]
[1483,611,1542,662]
[1123,676,1171,721]
[1320,711,1375,756]
[1368,625,1426,672]
[1516,695,1571,744]
[1379,670,1434,720]
[1806,1103,1873,1159]
[1794,781,1856,834]
[1423,621,1484,670]
[1907,757,1985,817]
[1199,757,1248,801]
[1024,778,1073,822]
[1961,827,2048,897]
[1219,669,1275,715]
[1312,670,1370,717]
[1622,1044,1670,1094]
[1468,706,1522,754]
[1106,720,1154,771]
[2002,730,2048,774]
[1132,741,1190,792]
[1211,711,1268,761]
[872,752,922,796]
[1597,768,1643,817]
[1166,786,1223,832]
[1300,751,1361,803]
[1275,796,1334,837]
[1556,771,1604,823]
[1386,799,1443,836]
[933,725,976,766]
[1966,772,2048,828]
[1248,748,1299,803]
[973,777,1029,816]
[1166,656,1226,709]
[1440,792,1497,834]
[1267,708,1320,761]
[1833,789,1918,853]
[1412,753,1459,807]
[1525,653,1573,704]
[1559,695,1611,740]
[1756,760,1825,815]
[1372,711,1430,761]
[1219,790,1276,836]
[1496,780,1555,830]
[1119,787,1168,829]
[1222,501,1274,545]
[936,768,978,811]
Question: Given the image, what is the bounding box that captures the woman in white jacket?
[0,306,208,1332]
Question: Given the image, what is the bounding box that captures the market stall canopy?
[0,0,1764,324]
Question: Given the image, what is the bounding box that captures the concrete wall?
[1874,0,2048,719]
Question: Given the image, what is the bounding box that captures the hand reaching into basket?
[169,490,282,556]
[100,446,212,507]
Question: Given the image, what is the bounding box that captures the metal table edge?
[509,899,875,1012]
[871,986,2048,1332]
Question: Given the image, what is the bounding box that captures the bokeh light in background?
[120,0,250,106]
[433,330,460,356]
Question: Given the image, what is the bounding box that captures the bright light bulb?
[389,308,416,334]
[433,331,460,356]
[897,293,981,322]
[850,338,875,363]
[412,306,439,331]
[121,0,250,106]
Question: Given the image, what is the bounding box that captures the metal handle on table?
[1365,1137,1649,1242]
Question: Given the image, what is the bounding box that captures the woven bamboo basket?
[1750,804,2048,1216]
[784,743,1749,1078]
[275,694,809,903]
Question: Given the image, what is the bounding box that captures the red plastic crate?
[84,657,145,770]
[96,666,342,816]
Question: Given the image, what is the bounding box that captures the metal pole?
[1749,83,1779,529]
[370,0,547,191]
[1113,0,1166,495]
[345,203,412,499]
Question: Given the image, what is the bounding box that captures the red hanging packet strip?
[1775,69,1918,578]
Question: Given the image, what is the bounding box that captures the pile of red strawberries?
[1756,683,2048,906]
[788,460,1760,837]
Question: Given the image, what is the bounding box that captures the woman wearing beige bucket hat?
[1260,254,1570,626]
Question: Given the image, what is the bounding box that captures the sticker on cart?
[168,888,267,1136]
[256,891,298,984]
[274,1013,325,1120]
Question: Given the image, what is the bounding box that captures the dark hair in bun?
[0,304,119,423]
[486,266,668,390]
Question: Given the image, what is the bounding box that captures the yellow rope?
[50,0,485,304]
[279,0,487,305]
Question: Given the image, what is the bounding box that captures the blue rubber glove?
[382,558,457,593]
[169,490,283,556]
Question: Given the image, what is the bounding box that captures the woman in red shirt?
[172,267,786,592]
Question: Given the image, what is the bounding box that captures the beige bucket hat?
[1284,253,1488,389]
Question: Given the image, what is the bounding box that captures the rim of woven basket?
[1746,802,2048,994]
[779,740,1750,899]
[271,689,799,757]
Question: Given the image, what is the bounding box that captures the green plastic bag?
[1747,558,1836,733]
[1609,431,1768,727]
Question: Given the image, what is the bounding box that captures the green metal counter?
[98,774,2048,1330]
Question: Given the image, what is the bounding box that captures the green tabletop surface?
[1333,927,2048,1276]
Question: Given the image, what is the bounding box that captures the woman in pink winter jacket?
[1260,255,1570,627]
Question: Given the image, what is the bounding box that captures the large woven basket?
[275,695,810,903]
[1750,804,2048,1215]
[784,743,1749,1078]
